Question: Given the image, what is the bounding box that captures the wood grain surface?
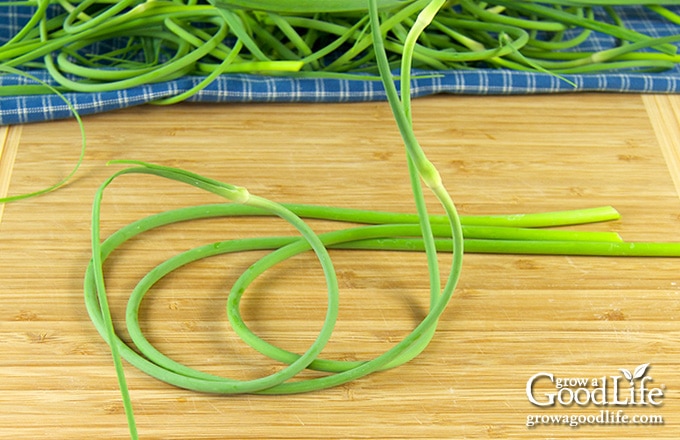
[1,93,679,439]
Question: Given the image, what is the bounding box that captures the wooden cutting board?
[1,93,679,439]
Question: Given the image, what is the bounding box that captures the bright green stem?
[0,66,86,204]
[208,0,417,13]
[83,162,680,440]
[369,0,465,363]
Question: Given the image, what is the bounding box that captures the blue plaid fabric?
[1,4,679,124]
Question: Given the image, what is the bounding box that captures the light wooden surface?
[1,93,680,439]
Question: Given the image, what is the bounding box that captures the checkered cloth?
[1,4,679,124]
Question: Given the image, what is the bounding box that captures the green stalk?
[489,0,679,55]
[1,0,50,46]
[42,15,229,92]
[647,5,680,25]
[0,66,86,203]
[208,0,418,13]
[369,0,465,365]
[82,160,680,432]
[152,39,245,104]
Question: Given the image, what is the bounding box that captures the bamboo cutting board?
[1,93,680,439]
